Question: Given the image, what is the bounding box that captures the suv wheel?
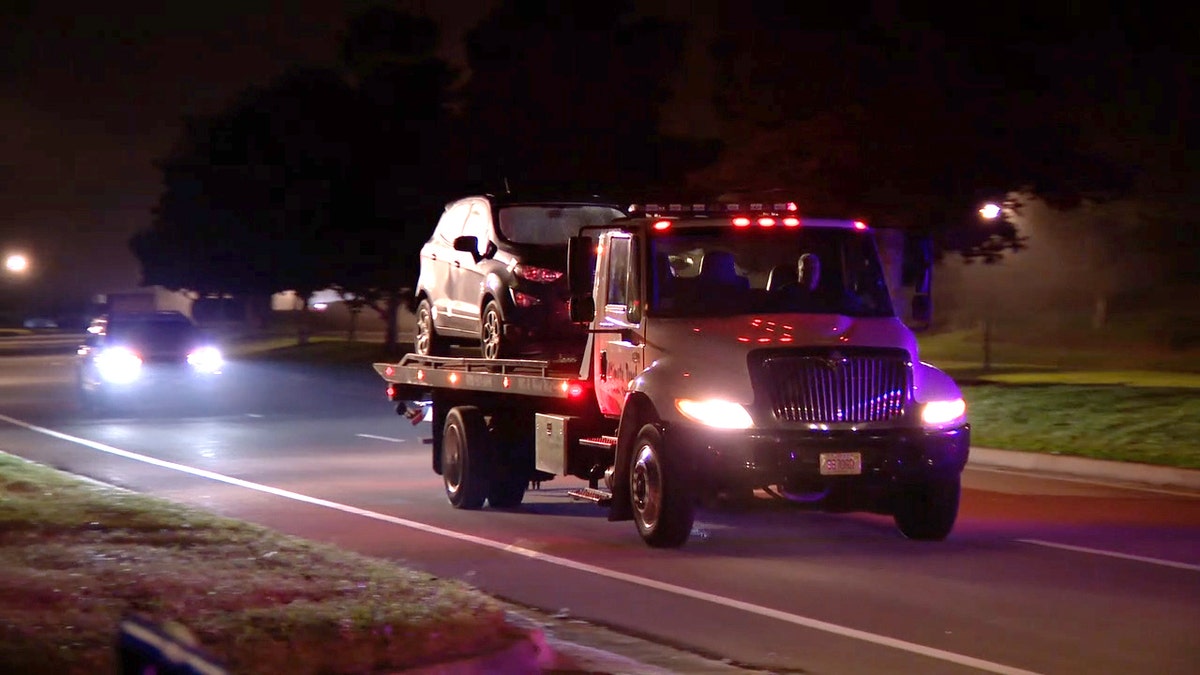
[480,301,508,360]
[415,300,446,356]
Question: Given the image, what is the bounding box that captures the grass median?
[0,453,529,674]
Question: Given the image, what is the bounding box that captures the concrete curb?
[401,629,554,674]
[967,446,1200,492]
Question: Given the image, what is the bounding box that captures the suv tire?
[415,299,447,356]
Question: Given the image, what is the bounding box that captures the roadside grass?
[0,453,527,674]
[919,329,1200,469]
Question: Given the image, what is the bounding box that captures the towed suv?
[414,194,626,360]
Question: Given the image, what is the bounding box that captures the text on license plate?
[819,452,862,476]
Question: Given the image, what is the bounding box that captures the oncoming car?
[414,193,627,360]
[77,311,224,410]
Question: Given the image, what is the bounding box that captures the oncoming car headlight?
[187,346,224,374]
[675,399,753,429]
[95,347,142,384]
[921,398,967,429]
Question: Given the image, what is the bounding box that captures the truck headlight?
[187,346,224,374]
[676,399,754,429]
[95,347,142,384]
[921,398,967,429]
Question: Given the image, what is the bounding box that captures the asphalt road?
[1,336,1197,674]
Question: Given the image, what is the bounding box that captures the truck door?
[594,233,645,417]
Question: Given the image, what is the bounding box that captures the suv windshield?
[648,226,894,318]
[498,205,626,245]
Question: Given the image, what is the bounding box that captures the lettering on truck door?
[594,233,644,416]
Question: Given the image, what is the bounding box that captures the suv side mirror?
[453,236,495,262]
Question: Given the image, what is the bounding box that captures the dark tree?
[458,0,719,200]
[691,2,1143,260]
[133,66,355,315]
[332,6,462,353]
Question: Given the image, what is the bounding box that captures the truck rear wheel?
[630,424,694,548]
[892,476,960,541]
[442,407,490,509]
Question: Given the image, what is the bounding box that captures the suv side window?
[434,202,471,243]
[462,201,493,257]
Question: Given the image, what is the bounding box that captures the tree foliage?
[458,0,719,200]
[690,3,1144,260]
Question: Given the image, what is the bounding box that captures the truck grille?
[749,348,912,424]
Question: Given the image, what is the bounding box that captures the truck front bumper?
[669,422,971,492]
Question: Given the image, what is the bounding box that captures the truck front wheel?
[442,407,490,509]
[892,476,960,541]
[630,424,694,548]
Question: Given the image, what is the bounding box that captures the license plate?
[819,452,862,476]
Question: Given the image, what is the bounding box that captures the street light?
[4,253,29,275]
[978,203,1002,220]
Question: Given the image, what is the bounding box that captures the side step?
[567,487,613,506]
[579,435,618,451]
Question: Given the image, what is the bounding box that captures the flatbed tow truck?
[375,202,970,548]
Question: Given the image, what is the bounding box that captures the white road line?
[2,413,1038,675]
[1019,539,1200,572]
[355,433,405,443]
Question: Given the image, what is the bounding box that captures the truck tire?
[892,476,960,541]
[630,424,694,548]
[487,416,532,508]
[480,301,508,360]
[442,407,490,509]
[415,300,447,356]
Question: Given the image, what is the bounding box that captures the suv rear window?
[498,205,625,245]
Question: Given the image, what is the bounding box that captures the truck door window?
[605,236,632,309]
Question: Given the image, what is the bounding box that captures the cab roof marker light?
[652,219,672,231]
[732,217,751,227]
[854,220,868,230]
[757,217,776,227]
[783,217,801,227]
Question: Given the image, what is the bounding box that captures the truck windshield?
[648,226,894,318]
[498,205,626,245]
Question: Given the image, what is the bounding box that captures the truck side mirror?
[569,295,595,323]
[910,294,932,332]
[567,236,594,296]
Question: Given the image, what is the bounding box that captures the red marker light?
[853,220,868,230]
[783,217,800,227]
[732,217,751,227]
[652,219,672,231]
[384,366,394,376]
[503,376,511,388]
[386,384,396,399]
[568,382,585,398]
[786,202,798,211]
[757,217,776,227]
[416,370,425,380]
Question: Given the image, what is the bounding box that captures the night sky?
[1,1,1192,312]
[1,1,497,304]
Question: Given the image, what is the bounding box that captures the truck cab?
[567,203,969,545]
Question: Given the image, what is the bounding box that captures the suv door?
[420,201,470,332]
[449,199,494,333]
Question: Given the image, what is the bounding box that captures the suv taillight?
[514,264,563,283]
